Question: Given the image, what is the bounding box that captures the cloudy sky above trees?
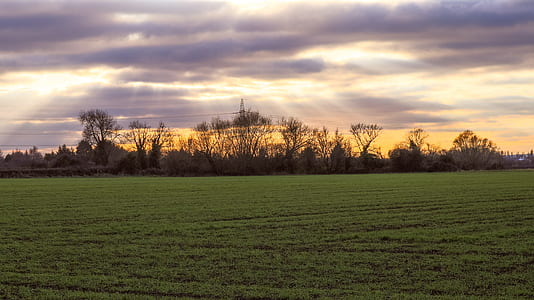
[1,0,533,153]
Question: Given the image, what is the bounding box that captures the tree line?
[1,108,525,176]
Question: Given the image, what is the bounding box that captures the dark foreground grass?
[0,171,533,299]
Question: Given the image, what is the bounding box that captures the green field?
[1,172,533,299]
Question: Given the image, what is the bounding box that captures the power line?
[0,133,79,136]
[10,112,237,123]
[117,112,237,120]
[1,111,239,136]
[0,145,77,148]
[0,102,247,149]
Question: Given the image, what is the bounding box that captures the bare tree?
[174,134,195,154]
[330,130,349,173]
[227,110,274,159]
[279,117,311,172]
[350,123,383,156]
[194,121,217,164]
[210,118,232,158]
[312,126,336,172]
[151,122,173,151]
[124,120,151,169]
[79,109,121,165]
[407,128,429,150]
[193,118,231,173]
[125,121,151,152]
[393,128,431,152]
[79,109,121,147]
[148,122,173,169]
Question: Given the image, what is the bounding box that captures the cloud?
[1,0,532,73]
[229,58,326,79]
[0,12,115,52]
[86,85,189,100]
[339,93,450,114]
[234,1,534,35]
[343,57,431,75]
[485,76,534,85]
[72,41,233,67]
[0,1,231,52]
[356,98,451,127]
[116,69,214,83]
[422,49,529,69]
[9,84,240,131]
[286,93,456,129]
[468,96,534,116]
[55,86,192,118]
[381,112,451,129]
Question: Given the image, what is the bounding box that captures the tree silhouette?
[407,128,429,150]
[312,127,335,173]
[450,130,501,170]
[227,110,274,159]
[125,120,151,169]
[79,109,121,165]
[149,122,173,169]
[193,118,231,174]
[350,123,382,156]
[279,117,312,173]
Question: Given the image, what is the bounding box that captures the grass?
[0,171,533,299]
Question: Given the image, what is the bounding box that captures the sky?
[1,0,533,154]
